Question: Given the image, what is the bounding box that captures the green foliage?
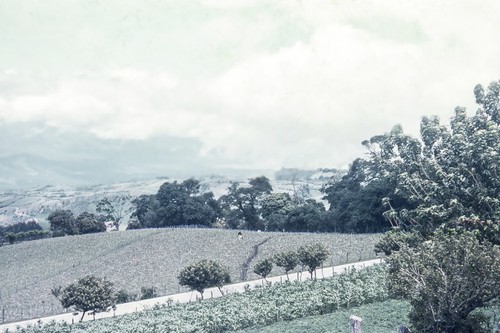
[76,212,106,234]
[48,209,78,235]
[178,259,230,299]
[60,275,115,321]
[273,251,299,278]
[6,232,16,244]
[323,159,414,233]
[374,229,424,256]
[297,243,329,278]
[284,203,325,232]
[260,193,294,219]
[0,220,42,235]
[20,265,389,333]
[237,299,411,333]
[387,230,500,333]
[96,194,132,230]
[253,258,273,280]
[363,81,500,231]
[140,286,159,300]
[0,229,380,323]
[130,179,220,229]
[219,176,272,230]
[115,289,135,304]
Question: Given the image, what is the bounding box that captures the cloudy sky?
[1,0,500,184]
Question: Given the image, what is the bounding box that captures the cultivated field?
[0,228,380,323]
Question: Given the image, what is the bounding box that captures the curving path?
[0,258,383,332]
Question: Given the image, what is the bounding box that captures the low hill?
[0,228,380,323]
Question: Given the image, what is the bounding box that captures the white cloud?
[2,0,500,173]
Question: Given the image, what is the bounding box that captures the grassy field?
[0,228,380,322]
[236,299,411,333]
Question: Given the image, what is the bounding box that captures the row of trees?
[253,243,329,280]
[48,210,107,236]
[0,220,49,245]
[55,242,330,320]
[127,177,340,232]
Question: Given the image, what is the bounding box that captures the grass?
[0,228,380,322]
[236,299,411,333]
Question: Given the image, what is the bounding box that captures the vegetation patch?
[11,265,388,333]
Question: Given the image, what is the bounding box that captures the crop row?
[11,265,388,333]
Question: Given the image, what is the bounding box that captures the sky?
[1,0,500,185]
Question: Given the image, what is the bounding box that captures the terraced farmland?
[0,228,381,322]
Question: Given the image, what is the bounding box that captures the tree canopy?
[177,259,230,299]
[60,275,115,322]
[129,179,220,229]
[387,229,500,333]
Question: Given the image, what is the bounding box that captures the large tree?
[363,81,500,232]
[48,209,78,236]
[96,194,132,231]
[219,176,273,230]
[60,275,115,322]
[76,212,106,234]
[155,179,220,227]
[129,179,220,229]
[322,159,411,233]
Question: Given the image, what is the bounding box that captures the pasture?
[0,228,380,322]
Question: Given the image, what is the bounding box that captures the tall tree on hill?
[129,179,220,229]
[96,194,132,231]
[219,176,273,230]
[48,209,78,236]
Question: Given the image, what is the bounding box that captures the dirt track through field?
[239,236,273,280]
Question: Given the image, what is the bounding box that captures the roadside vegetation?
[10,265,389,333]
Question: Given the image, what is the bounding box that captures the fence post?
[349,315,362,333]
[2,308,4,323]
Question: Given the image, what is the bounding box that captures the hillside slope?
[0,228,379,323]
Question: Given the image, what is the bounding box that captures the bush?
[140,286,159,300]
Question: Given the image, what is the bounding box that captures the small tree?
[274,251,299,279]
[387,229,500,333]
[115,289,135,304]
[253,258,273,281]
[298,243,329,279]
[178,260,230,299]
[60,275,115,322]
[5,233,16,245]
